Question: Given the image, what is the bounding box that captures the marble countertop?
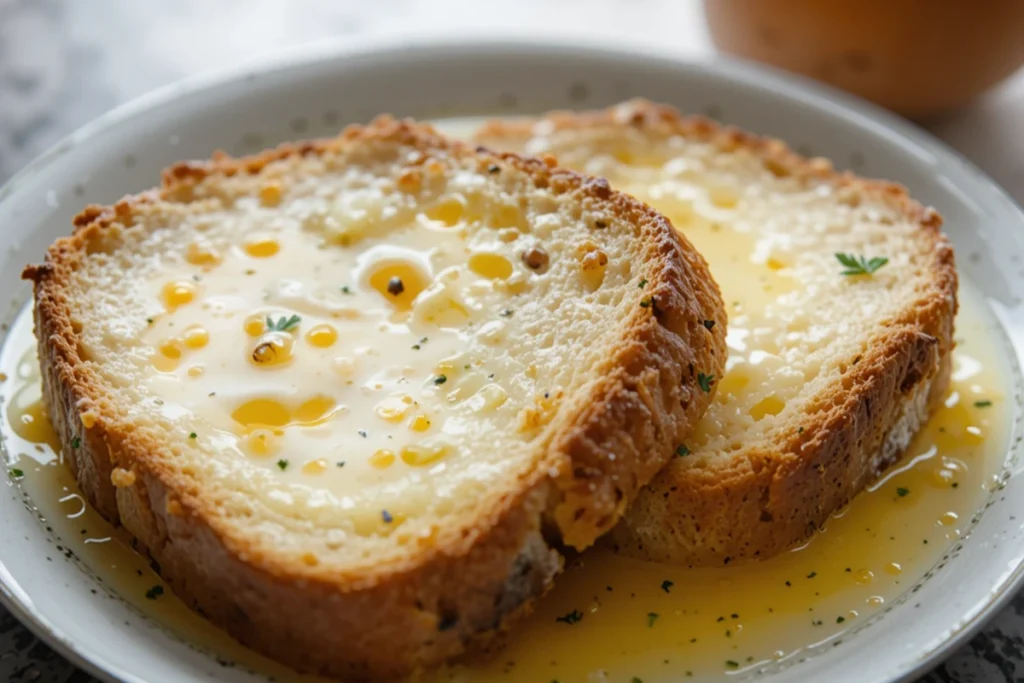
[2,1,1024,681]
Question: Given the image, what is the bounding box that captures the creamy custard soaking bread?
[475,101,956,566]
[22,118,726,679]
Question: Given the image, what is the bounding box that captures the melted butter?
[435,117,1012,681]
[445,291,1011,682]
[0,119,1012,681]
[129,185,547,526]
[0,328,326,682]
[0,283,1010,682]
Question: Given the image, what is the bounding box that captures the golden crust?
[22,116,727,678]
[476,100,957,566]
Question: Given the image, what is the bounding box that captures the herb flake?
[835,252,889,276]
[266,314,301,332]
[434,374,448,385]
[896,487,910,497]
[661,579,674,593]
[676,445,690,457]
[145,585,164,600]
[697,373,715,393]
[10,468,24,478]
[276,459,289,471]
[974,400,992,408]
[647,612,659,627]
[555,609,583,625]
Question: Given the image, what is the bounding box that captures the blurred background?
[3,0,1024,203]
[2,1,1024,681]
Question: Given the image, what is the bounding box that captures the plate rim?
[2,33,1024,683]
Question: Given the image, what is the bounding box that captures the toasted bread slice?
[23,118,726,678]
[475,100,956,566]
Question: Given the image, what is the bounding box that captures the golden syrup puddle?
[0,281,1011,683]
[0,117,1012,681]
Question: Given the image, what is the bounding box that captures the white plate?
[2,37,1024,683]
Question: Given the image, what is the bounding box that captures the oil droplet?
[369,449,396,469]
[232,399,291,429]
[185,242,222,266]
[409,414,431,432]
[468,252,514,280]
[302,459,329,475]
[242,429,278,457]
[852,568,875,585]
[424,196,465,227]
[181,326,209,349]
[244,237,280,258]
[374,397,410,422]
[400,444,448,467]
[368,260,430,310]
[162,281,197,311]
[244,314,266,337]
[306,324,338,348]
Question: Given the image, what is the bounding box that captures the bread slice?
[475,100,957,566]
[22,117,726,678]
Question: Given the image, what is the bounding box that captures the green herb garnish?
[661,579,674,593]
[676,445,690,457]
[10,468,24,478]
[266,314,301,332]
[807,571,817,579]
[837,616,846,623]
[145,585,164,600]
[188,432,197,439]
[638,279,648,289]
[835,253,889,276]
[703,319,715,330]
[725,661,739,669]
[896,487,910,497]
[434,375,448,385]
[697,373,714,393]
[974,400,992,408]
[277,459,289,470]
[555,609,583,625]
[647,612,659,627]
[71,437,81,449]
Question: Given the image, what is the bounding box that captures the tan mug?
[704,0,1024,119]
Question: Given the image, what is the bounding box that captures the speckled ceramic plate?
[2,36,1024,683]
